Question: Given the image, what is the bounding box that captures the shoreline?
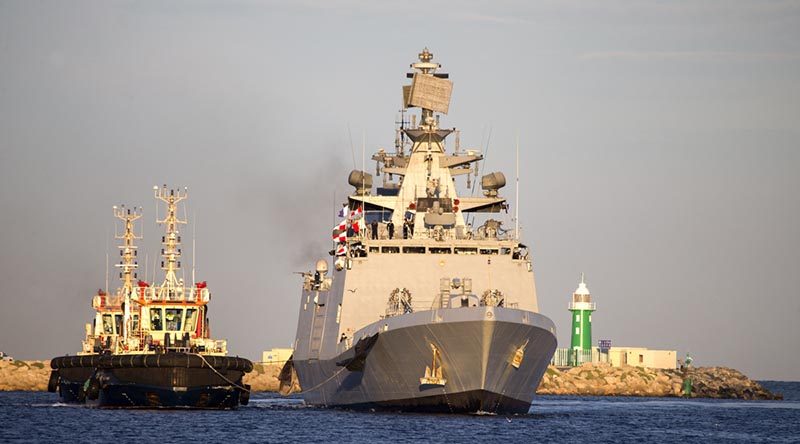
[1,360,782,400]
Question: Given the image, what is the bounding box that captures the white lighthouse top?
[574,272,590,296]
[569,272,595,310]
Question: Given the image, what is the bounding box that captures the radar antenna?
[404,47,452,130]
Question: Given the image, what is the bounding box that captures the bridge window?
[500,247,511,255]
[150,308,163,330]
[480,249,499,255]
[165,308,183,331]
[185,308,198,332]
[454,247,477,255]
[102,314,114,334]
[369,246,379,253]
[403,246,425,254]
[430,247,452,254]
[382,246,400,254]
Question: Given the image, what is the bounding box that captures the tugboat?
[49,186,252,408]
[280,49,557,414]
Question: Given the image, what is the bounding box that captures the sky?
[0,0,798,381]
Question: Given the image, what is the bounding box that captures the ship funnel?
[481,172,507,197]
[348,170,373,195]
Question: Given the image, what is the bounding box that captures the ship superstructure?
[282,49,557,414]
[50,186,251,409]
[80,187,226,356]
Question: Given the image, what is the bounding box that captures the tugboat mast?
[113,205,142,296]
[154,185,188,299]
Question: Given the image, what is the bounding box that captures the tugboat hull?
[292,307,557,414]
[50,353,252,409]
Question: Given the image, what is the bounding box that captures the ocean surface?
[1,382,798,443]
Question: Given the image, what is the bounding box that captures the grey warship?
[281,49,557,414]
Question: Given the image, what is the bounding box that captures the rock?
[532,364,781,400]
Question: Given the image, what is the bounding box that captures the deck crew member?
[387,220,394,239]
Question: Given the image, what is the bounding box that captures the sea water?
[0,381,797,443]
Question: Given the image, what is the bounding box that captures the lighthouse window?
[150,308,163,330]
[165,308,183,331]
[184,308,198,332]
[575,314,580,322]
[575,327,580,334]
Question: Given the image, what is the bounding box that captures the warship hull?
[50,353,252,409]
[293,306,556,414]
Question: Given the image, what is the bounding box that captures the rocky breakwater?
[536,363,781,400]
[0,360,50,391]
[242,363,283,392]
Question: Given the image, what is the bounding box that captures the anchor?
[419,343,446,387]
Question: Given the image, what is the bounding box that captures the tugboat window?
[102,314,114,334]
[150,308,163,330]
[165,308,183,331]
[184,308,198,332]
[115,314,123,335]
[131,314,139,332]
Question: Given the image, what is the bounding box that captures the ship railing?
[139,287,210,303]
[551,347,610,367]
[381,299,520,318]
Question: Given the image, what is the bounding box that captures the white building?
[261,348,293,365]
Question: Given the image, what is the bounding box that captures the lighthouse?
[569,273,596,351]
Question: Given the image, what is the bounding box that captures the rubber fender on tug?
[47,370,59,393]
[76,385,87,402]
[85,378,101,401]
[240,384,251,406]
[50,353,253,372]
